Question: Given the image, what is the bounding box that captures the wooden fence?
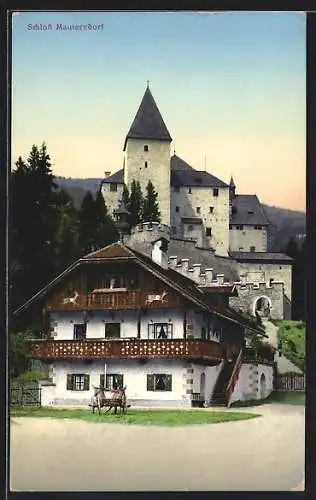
[275,373,305,392]
[10,385,42,406]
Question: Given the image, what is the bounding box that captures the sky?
[11,11,306,211]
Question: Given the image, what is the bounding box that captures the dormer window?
[110,184,117,192]
[144,145,148,152]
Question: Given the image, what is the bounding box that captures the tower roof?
[123,85,172,150]
[229,175,236,188]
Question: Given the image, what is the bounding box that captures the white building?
[15,239,274,408]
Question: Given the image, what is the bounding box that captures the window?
[236,225,244,230]
[196,207,201,214]
[209,207,214,213]
[213,188,219,197]
[187,225,193,232]
[144,161,148,168]
[188,188,192,194]
[147,374,172,392]
[176,206,180,213]
[148,323,173,339]
[66,374,90,391]
[88,274,127,292]
[73,323,86,340]
[173,186,180,192]
[110,184,117,192]
[250,246,256,252]
[100,374,124,389]
[105,323,121,339]
[144,145,148,152]
[254,225,262,230]
[206,227,212,237]
[229,224,233,230]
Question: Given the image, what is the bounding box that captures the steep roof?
[123,86,172,150]
[230,251,293,263]
[170,155,228,188]
[14,242,263,334]
[230,195,269,226]
[101,169,124,185]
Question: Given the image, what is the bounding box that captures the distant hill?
[55,177,306,252]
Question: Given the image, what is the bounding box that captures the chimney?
[192,263,201,281]
[104,171,111,178]
[151,238,169,270]
[168,256,178,268]
[205,268,213,284]
[217,274,225,285]
[181,259,190,273]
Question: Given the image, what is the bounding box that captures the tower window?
[110,184,117,192]
[236,225,244,230]
[229,224,233,230]
[206,227,212,237]
[144,145,148,152]
[144,161,148,168]
[176,206,180,213]
[196,207,201,214]
[213,188,219,197]
[250,246,256,252]
[209,207,214,213]
[188,188,192,194]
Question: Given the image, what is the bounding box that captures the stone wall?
[124,138,171,226]
[229,281,285,320]
[236,261,292,300]
[101,182,123,218]
[229,226,268,252]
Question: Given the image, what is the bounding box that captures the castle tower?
[229,175,236,199]
[123,84,172,226]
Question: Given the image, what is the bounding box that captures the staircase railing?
[226,348,243,408]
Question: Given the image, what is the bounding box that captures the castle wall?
[171,186,230,256]
[229,282,285,320]
[229,226,268,252]
[236,262,292,301]
[124,138,171,226]
[101,183,123,218]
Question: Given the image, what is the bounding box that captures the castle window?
[209,207,214,213]
[144,145,148,152]
[213,188,219,197]
[144,161,148,168]
[254,225,262,230]
[110,184,117,192]
[188,188,192,194]
[229,224,233,230]
[173,186,180,192]
[196,207,201,214]
[250,246,256,252]
[176,206,180,213]
[236,225,244,230]
[206,227,212,237]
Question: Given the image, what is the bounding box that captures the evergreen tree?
[94,189,119,248]
[142,180,161,223]
[54,188,80,271]
[122,184,130,210]
[78,191,97,255]
[11,143,60,310]
[129,180,143,226]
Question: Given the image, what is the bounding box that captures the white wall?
[191,362,223,402]
[51,309,186,340]
[229,226,268,252]
[171,186,230,256]
[229,363,274,405]
[101,183,123,218]
[51,359,188,405]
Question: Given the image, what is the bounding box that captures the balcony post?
[137,309,142,339]
[183,309,187,339]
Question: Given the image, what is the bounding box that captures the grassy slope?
[10,408,260,426]
[231,391,305,408]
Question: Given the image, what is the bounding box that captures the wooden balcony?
[28,338,224,363]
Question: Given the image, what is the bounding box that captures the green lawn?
[10,407,260,426]
[231,391,305,408]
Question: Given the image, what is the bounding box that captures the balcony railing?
[28,338,225,362]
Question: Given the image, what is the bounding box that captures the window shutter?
[147,374,155,391]
[66,374,73,391]
[165,375,172,391]
[100,374,105,387]
[84,374,90,391]
[117,375,124,389]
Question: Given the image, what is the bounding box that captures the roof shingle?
[230,195,269,226]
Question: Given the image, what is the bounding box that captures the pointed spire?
[229,175,236,188]
[123,86,172,150]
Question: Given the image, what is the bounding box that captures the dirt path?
[10,404,305,492]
